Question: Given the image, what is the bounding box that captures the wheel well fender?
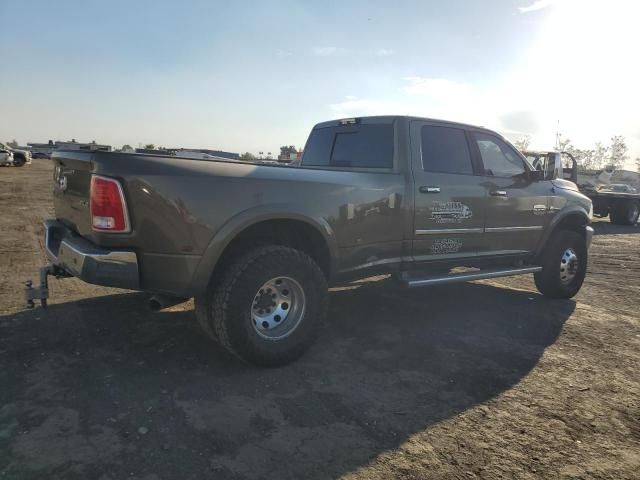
[189,206,337,295]
[535,208,590,258]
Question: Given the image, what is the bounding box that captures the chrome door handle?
[419,186,440,194]
[490,190,507,197]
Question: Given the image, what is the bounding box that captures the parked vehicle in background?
[525,150,640,225]
[0,142,32,167]
[30,116,594,366]
[32,152,51,159]
[0,143,14,166]
[9,147,32,167]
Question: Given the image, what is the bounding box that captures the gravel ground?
[1,161,639,479]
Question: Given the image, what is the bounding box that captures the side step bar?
[402,266,542,288]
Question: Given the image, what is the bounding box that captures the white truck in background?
[525,150,640,225]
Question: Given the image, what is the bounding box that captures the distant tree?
[557,138,573,152]
[279,145,298,160]
[121,144,133,152]
[513,136,530,152]
[240,152,256,161]
[143,144,155,150]
[636,157,640,173]
[7,139,18,148]
[592,142,609,170]
[557,138,599,172]
[607,135,629,169]
[575,148,596,171]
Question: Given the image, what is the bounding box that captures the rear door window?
[302,124,394,169]
[421,125,473,174]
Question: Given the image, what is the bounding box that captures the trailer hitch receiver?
[25,265,68,309]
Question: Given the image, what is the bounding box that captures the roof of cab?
[313,115,499,135]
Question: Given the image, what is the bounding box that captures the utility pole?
[555,120,561,150]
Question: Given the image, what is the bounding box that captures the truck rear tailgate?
[52,151,95,236]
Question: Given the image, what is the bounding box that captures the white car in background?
[0,142,32,167]
[0,143,14,166]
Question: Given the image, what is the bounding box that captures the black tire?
[610,200,639,225]
[13,156,26,167]
[195,245,328,366]
[534,229,587,299]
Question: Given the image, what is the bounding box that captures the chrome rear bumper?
[44,220,139,290]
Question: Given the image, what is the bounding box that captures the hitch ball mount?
[25,265,69,309]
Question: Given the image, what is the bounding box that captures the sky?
[1,0,639,167]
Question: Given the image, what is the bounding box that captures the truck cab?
[300,117,592,277]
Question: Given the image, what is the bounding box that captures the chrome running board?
[402,266,542,288]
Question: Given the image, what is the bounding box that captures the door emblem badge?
[533,204,547,216]
[58,175,68,191]
[430,238,463,254]
[54,166,69,192]
[430,202,473,224]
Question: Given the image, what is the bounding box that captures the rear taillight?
[90,175,130,232]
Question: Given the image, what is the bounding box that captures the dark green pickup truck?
[29,116,594,365]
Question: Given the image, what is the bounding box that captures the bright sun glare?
[519,0,640,160]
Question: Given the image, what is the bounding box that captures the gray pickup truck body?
[45,116,593,300]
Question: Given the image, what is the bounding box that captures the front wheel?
[195,245,328,366]
[534,230,587,299]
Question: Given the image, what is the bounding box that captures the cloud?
[328,77,480,121]
[403,77,473,100]
[313,47,346,57]
[519,0,554,13]
[499,111,539,135]
[329,97,407,118]
[375,48,394,56]
[275,50,293,58]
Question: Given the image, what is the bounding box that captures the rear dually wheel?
[195,245,328,366]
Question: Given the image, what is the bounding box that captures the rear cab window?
[301,121,394,170]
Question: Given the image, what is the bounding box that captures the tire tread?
[195,245,328,365]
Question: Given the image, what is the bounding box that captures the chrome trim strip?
[415,228,483,235]
[405,266,543,288]
[485,226,543,233]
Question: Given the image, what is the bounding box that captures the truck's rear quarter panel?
[51,151,407,296]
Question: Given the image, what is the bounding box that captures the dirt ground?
[1,161,638,480]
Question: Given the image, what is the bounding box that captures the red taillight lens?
[90,175,130,232]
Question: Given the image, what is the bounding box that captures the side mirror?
[530,169,545,181]
[547,152,563,180]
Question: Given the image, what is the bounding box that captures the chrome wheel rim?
[251,276,305,340]
[560,248,579,285]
